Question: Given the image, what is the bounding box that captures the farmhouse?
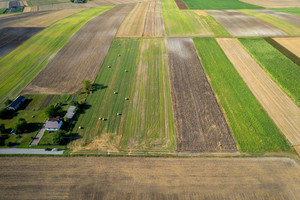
[6,96,25,111]
[64,106,76,120]
[45,117,63,131]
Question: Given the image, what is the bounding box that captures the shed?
[6,96,26,111]
[45,117,63,131]
[64,106,76,120]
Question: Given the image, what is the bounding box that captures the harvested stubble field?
[182,0,262,9]
[206,10,286,37]
[217,38,300,148]
[256,9,300,26]
[238,37,300,106]
[240,0,300,8]
[143,1,165,37]
[166,37,237,152]
[239,9,300,36]
[0,6,112,106]
[0,1,8,9]
[273,37,300,58]
[1,157,300,199]
[0,27,43,59]
[70,38,176,153]
[9,8,85,27]
[24,4,133,94]
[193,38,291,152]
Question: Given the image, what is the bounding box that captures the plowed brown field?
[273,37,300,57]
[217,38,300,147]
[23,4,134,94]
[174,0,188,9]
[256,9,300,26]
[116,2,149,37]
[143,1,165,37]
[166,38,237,152]
[206,10,286,37]
[240,0,300,8]
[0,157,300,199]
[9,9,85,27]
[0,27,43,59]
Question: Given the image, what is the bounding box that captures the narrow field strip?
[166,37,237,152]
[120,39,176,151]
[193,38,291,152]
[270,7,300,17]
[238,38,300,106]
[272,37,300,58]
[256,9,300,26]
[182,0,262,9]
[239,9,300,36]
[23,4,134,94]
[143,1,166,37]
[217,38,300,147]
[0,6,113,106]
[240,0,300,8]
[116,2,149,37]
[162,0,213,37]
[206,10,286,37]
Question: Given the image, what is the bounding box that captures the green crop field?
[238,38,300,106]
[270,7,300,17]
[193,38,291,152]
[0,6,114,107]
[162,0,229,36]
[27,0,69,6]
[70,38,176,152]
[239,9,300,35]
[182,0,262,9]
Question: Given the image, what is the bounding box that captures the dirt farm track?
[0,157,299,199]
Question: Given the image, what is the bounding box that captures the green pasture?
[270,7,300,17]
[193,38,291,152]
[182,0,262,9]
[0,6,114,107]
[238,38,300,106]
[239,9,300,35]
[162,0,229,36]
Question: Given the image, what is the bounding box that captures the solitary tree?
[15,118,27,134]
[4,99,12,106]
[82,80,92,92]
[53,130,68,145]
[44,105,62,118]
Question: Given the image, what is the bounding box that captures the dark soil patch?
[174,0,188,9]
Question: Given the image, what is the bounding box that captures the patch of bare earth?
[0,157,299,199]
[206,10,286,37]
[116,2,149,37]
[255,9,300,26]
[166,37,237,152]
[273,37,300,57]
[217,38,300,150]
[174,0,187,9]
[23,4,135,94]
[240,0,300,8]
[143,1,165,37]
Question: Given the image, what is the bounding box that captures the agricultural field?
[270,7,300,16]
[239,9,300,35]
[1,157,300,199]
[238,37,300,106]
[193,38,291,152]
[256,9,300,26]
[0,6,113,107]
[143,1,165,37]
[273,37,300,58]
[182,0,262,9]
[24,4,133,95]
[70,38,176,153]
[166,38,237,152]
[217,38,300,148]
[206,10,286,37]
[240,0,300,8]
[27,0,69,6]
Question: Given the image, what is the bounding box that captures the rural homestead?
[0,0,299,199]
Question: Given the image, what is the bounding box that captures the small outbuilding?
[6,96,26,111]
[45,117,63,131]
[64,106,76,120]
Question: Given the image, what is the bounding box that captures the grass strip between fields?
[193,38,291,152]
[270,7,300,17]
[264,38,300,66]
[70,38,176,152]
[182,0,262,9]
[238,38,300,106]
[238,9,300,36]
[0,6,114,107]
